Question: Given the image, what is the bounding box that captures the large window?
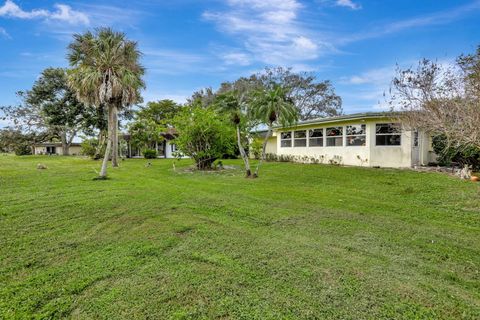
[309,128,323,147]
[376,123,401,146]
[294,130,307,147]
[281,131,292,147]
[326,127,343,147]
[346,124,366,146]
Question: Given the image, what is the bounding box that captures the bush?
[81,139,99,159]
[143,149,158,159]
[250,139,263,160]
[432,135,480,170]
[14,143,32,156]
[173,107,235,170]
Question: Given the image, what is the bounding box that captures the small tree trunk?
[236,125,251,177]
[253,125,272,178]
[111,105,119,167]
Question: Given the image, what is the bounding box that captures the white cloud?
[49,4,89,25]
[203,0,328,68]
[335,0,361,10]
[0,0,89,25]
[0,26,9,38]
[343,66,395,85]
[221,52,252,66]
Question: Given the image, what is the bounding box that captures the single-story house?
[255,112,437,168]
[33,142,82,155]
[123,128,183,159]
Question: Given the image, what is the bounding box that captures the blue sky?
[1,0,479,125]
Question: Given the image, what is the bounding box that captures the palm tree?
[67,28,145,178]
[216,91,253,177]
[251,83,298,177]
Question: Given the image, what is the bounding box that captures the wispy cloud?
[0,0,89,25]
[0,26,9,38]
[335,0,361,10]
[340,0,480,43]
[203,0,330,68]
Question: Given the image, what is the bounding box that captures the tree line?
[1,27,479,177]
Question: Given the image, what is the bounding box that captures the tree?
[28,68,87,155]
[390,46,480,155]
[0,68,90,155]
[214,91,254,177]
[67,28,145,178]
[173,106,235,170]
[252,67,342,120]
[128,100,182,155]
[137,100,182,126]
[251,83,298,177]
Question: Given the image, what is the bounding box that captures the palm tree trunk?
[236,125,251,177]
[111,105,119,167]
[253,125,272,178]
[99,105,114,178]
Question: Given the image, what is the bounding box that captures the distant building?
[123,128,185,159]
[33,143,82,156]
[254,112,437,168]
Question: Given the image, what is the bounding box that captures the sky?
[1,0,480,127]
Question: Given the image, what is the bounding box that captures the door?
[411,131,420,166]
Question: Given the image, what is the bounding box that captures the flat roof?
[277,112,396,129]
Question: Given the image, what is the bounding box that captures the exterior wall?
[34,145,82,155]
[165,140,188,159]
[265,135,277,155]
[273,117,433,168]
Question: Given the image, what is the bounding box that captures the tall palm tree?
[67,28,145,178]
[251,83,298,177]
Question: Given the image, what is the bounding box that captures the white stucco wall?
[272,118,432,168]
[34,145,82,155]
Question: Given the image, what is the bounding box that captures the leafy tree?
[251,83,298,177]
[173,106,235,170]
[0,128,46,155]
[251,67,342,120]
[67,28,145,178]
[137,100,183,126]
[128,118,164,152]
[128,100,182,153]
[0,68,91,155]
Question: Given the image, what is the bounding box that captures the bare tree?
[390,47,480,152]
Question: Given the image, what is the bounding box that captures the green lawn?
[0,155,479,319]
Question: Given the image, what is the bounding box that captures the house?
[256,112,437,168]
[123,128,183,158]
[33,142,82,155]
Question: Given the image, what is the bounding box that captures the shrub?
[173,107,235,170]
[143,149,158,159]
[250,139,263,160]
[81,139,99,159]
[432,135,480,170]
[14,143,32,156]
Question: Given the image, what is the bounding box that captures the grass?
[0,155,479,319]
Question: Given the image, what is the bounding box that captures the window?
[171,144,177,152]
[280,131,292,147]
[376,123,401,146]
[346,124,366,146]
[413,130,419,147]
[326,127,343,147]
[309,128,323,147]
[294,130,307,147]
